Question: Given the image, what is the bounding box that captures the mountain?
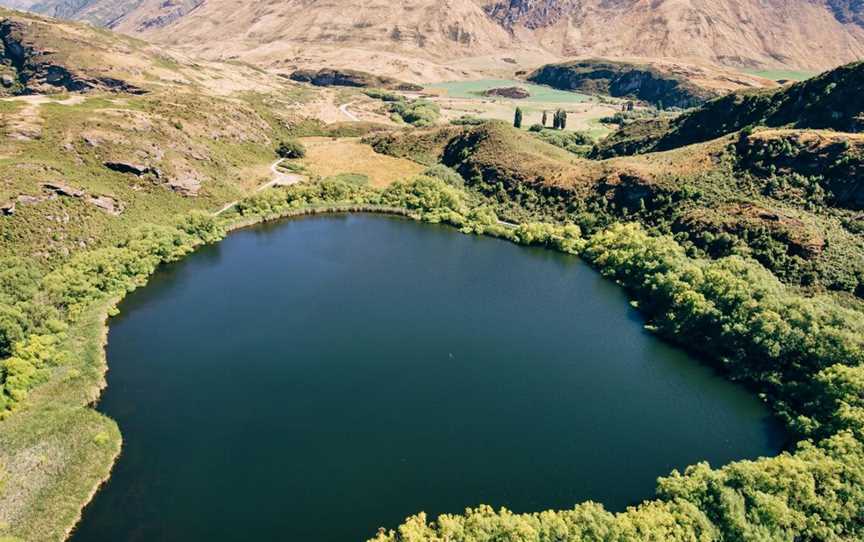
[1,0,863,79]
[480,0,864,70]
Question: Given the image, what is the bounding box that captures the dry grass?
[299,137,425,187]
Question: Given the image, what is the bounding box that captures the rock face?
[483,86,530,99]
[483,0,581,30]
[86,194,124,214]
[289,68,422,91]
[42,181,84,198]
[9,0,204,30]
[528,60,714,108]
[4,181,126,215]
[826,0,864,27]
[0,19,145,95]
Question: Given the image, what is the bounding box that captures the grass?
[300,137,425,187]
[0,301,121,542]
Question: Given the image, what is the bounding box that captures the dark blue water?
[72,215,785,542]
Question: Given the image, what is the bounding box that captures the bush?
[276,139,306,159]
[363,89,403,102]
[390,99,440,127]
[532,129,593,154]
[422,165,465,188]
[450,116,486,126]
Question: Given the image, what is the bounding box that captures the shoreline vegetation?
[1,175,863,541]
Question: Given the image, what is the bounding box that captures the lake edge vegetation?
[2,171,863,540]
[0,11,862,538]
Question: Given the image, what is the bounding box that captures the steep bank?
[527,59,721,108]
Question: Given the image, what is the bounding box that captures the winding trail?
[215,159,304,216]
[339,102,359,121]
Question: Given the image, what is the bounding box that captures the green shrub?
[276,139,306,159]
[390,99,440,127]
[532,129,593,154]
[422,165,465,188]
[450,116,486,126]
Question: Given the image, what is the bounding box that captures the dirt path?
[215,159,305,216]
[339,102,359,121]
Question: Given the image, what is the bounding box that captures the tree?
[553,109,568,130]
[514,107,523,129]
[276,139,306,159]
[542,110,548,127]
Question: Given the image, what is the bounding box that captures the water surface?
[72,215,784,542]
[428,79,592,103]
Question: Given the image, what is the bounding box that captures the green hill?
[593,61,864,158]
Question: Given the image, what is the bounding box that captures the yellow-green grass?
[300,137,425,187]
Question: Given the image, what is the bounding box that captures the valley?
[0,3,861,542]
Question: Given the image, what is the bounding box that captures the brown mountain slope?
[480,0,864,71]
[117,0,519,81]
[2,0,864,78]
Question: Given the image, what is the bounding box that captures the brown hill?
[481,0,864,71]
[2,0,863,80]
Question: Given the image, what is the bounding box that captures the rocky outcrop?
[42,181,85,198]
[483,0,581,30]
[527,59,715,108]
[2,182,125,215]
[289,68,422,91]
[0,18,145,95]
[103,161,160,177]
[86,194,123,214]
[104,160,201,196]
[826,0,864,27]
[131,0,205,32]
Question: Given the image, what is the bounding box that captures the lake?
[71,215,785,542]
[428,79,592,103]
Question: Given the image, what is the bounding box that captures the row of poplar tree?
[514,108,568,130]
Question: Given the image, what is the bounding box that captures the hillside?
[368,117,864,294]
[480,0,864,70]
[2,0,863,81]
[526,59,769,108]
[593,61,864,157]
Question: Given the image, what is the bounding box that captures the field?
[417,79,619,139]
[299,137,426,187]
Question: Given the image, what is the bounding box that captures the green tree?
[514,107,523,129]
[276,139,306,159]
[541,110,548,127]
